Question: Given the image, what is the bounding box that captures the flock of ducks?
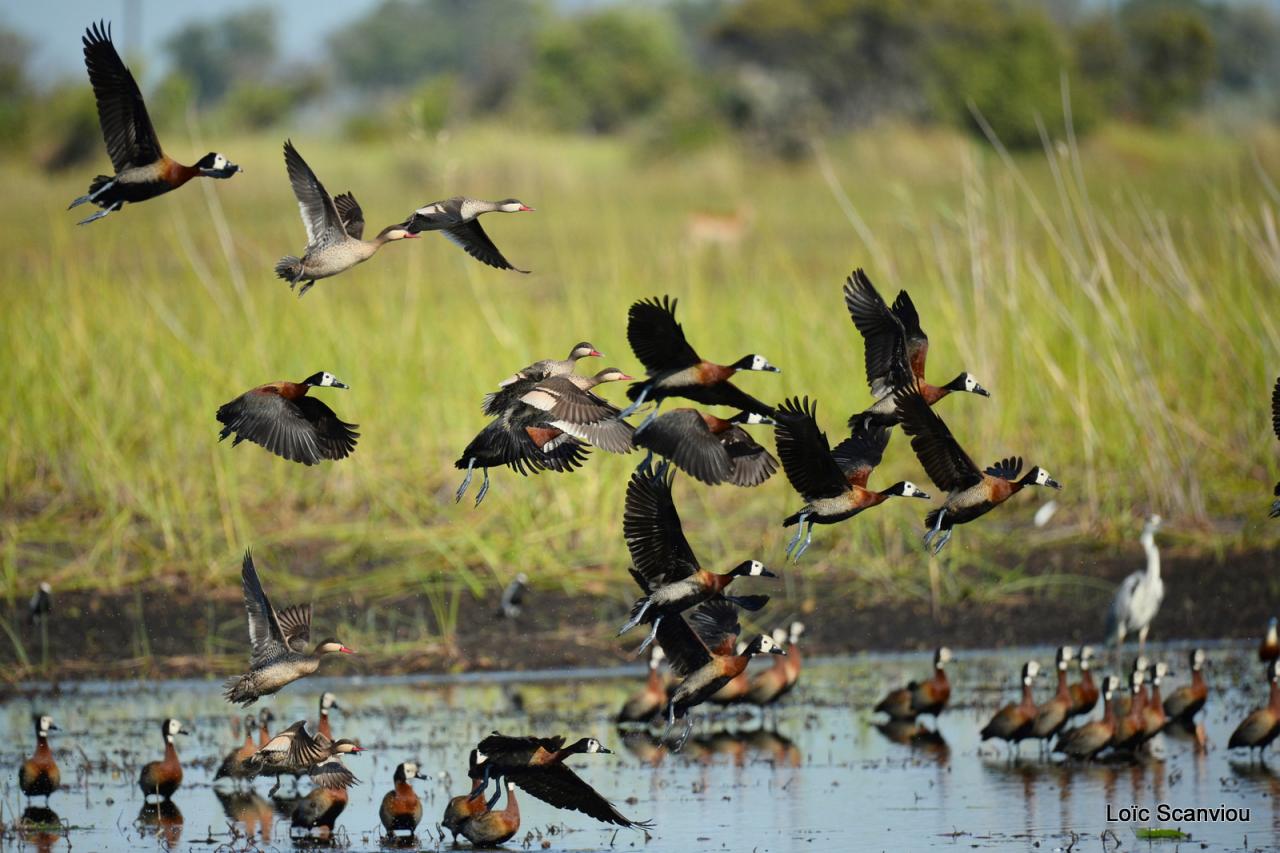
[15,16,1280,849]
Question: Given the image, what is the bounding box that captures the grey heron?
[1106,515,1163,654]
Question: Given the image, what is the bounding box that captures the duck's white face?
[937,647,952,665]
[746,560,767,577]
[758,634,781,654]
[1025,661,1041,680]
[500,201,533,213]
[963,374,982,392]
[899,481,923,497]
[321,692,337,711]
[475,751,488,765]
[584,738,605,753]
[38,715,54,734]
[748,355,776,372]
[1034,468,1054,486]
[1192,649,1205,668]
[166,719,184,738]
[403,761,418,779]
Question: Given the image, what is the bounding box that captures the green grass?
[3,119,1280,614]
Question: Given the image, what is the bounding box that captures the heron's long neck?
[1141,533,1159,579]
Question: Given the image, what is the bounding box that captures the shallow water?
[2,644,1276,852]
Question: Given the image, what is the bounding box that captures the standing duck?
[774,396,930,560]
[317,692,340,740]
[404,197,534,272]
[214,715,259,788]
[618,462,775,654]
[874,647,952,721]
[1141,661,1170,742]
[657,599,786,749]
[519,367,637,453]
[1163,648,1208,725]
[248,721,365,793]
[69,22,238,224]
[1110,669,1148,752]
[216,372,358,466]
[275,140,418,296]
[1068,646,1099,718]
[746,629,792,707]
[979,661,1041,755]
[633,409,777,487]
[843,269,988,429]
[19,715,60,803]
[224,551,354,706]
[1261,618,1279,662]
[1106,516,1164,653]
[460,781,521,846]
[482,342,602,417]
[379,762,424,838]
[1054,676,1120,761]
[1228,660,1280,758]
[617,646,668,725]
[290,786,348,839]
[776,621,806,702]
[1030,647,1076,748]
[139,719,188,801]
[472,733,650,830]
[895,385,1061,554]
[619,296,781,425]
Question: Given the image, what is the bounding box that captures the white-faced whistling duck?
[1163,649,1207,724]
[979,660,1040,754]
[69,22,239,224]
[1068,646,1099,718]
[443,750,489,841]
[224,551,354,707]
[139,719,188,801]
[1054,676,1120,761]
[472,733,651,830]
[216,371,358,466]
[709,640,754,706]
[746,628,791,707]
[403,196,534,272]
[214,715,258,787]
[1140,661,1170,741]
[482,342,602,417]
[619,296,781,427]
[275,140,419,296]
[19,715,60,802]
[632,408,778,487]
[1030,646,1076,747]
[874,647,952,721]
[379,761,425,837]
[774,396,930,561]
[1113,655,1149,718]
[519,367,637,453]
[1229,660,1280,757]
[894,385,1060,555]
[317,691,339,740]
[619,461,775,654]
[1106,515,1164,652]
[460,780,522,846]
[1272,376,1280,517]
[617,646,669,725]
[1261,617,1279,662]
[777,621,806,701]
[843,268,988,429]
[656,598,786,750]
[1110,668,1148,752]
[29,581,51,624]
[249,720,365,793]
[290,785,348,839]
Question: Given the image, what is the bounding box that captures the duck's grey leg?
[617,598,652,636]
[76,200,122,225]
[792,518,817,561]
[468,764,494,801]
[636,449,655,471]
[634,615,663,656]
[931,528,953,555]
[785,513,810,557]
[297,279,316,297]
[673,715,695,753]
[455,459,475,503]
[617,385,650,420]
[474,468,491,506]
[923,508,947,547]
[633,401,663,434]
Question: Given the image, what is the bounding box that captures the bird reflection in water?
[215,789,274,842]
[875,720,949,764]
[136,800,183,847]
[19,806,62,853]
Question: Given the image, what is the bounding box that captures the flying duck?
[619,296,780,426]
[618,462,775,654]
[482,342,602,416]
[774,396,930,560]
[19,715,60,803]
[248,720,365,792]
[894,385,1060,554]
[275,140,418,296]
[139,719,188,801]
[633,409,777,487]
[843,269,988,429]
[656,598,786,749]
[224,551,354,706]
[454,405,590,506]
[518,367,637,453]
[216,371,358,465]
[403,197,533,271]
[69,22,239,224]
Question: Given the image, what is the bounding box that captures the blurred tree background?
[1,0,1278,164]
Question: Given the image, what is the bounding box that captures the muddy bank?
[6,543,1278,686]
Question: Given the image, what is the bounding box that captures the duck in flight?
[216,371,358,466]
[404,197,534,272]
[224,551,354,706]
[69,21,238,224]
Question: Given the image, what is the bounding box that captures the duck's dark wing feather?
[687,598,741,657]
[82,21,162,171]
[275,604,312,652]
[507,764,651,829]
[983,456,1023,482]
[723,427,779,487]
[521,378,619,424]
[773,397,849,500]
[654,612,713,678]
[627,296,700,373]
[477,733,565,757]
[442,220,528,272]
[284,140,344,247]
[830,419,890,488]
[240,551,287,665]
[891,290,929,380]
[633,410,732,486]
[284,726,332,769]
[217,389,357,466]
[309,759,358,789]
[333,192,364,240]
[844,270,910,397]
[894,386,982,491]
[623,462,700,592]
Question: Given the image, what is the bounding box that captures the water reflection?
[135,801,183,847]
[18,806,62,853]
[215,789,275,841]
[874,719,949,762]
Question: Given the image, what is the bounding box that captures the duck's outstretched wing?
[333,192,365,240]
[239,551,287,666]
[894,386,982,492]
[623,461,700,592]
[442,220,528,272]
[82,21,162,171]
[284,140,345,247]
[627,296,700,373]
[507,764,653,830]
